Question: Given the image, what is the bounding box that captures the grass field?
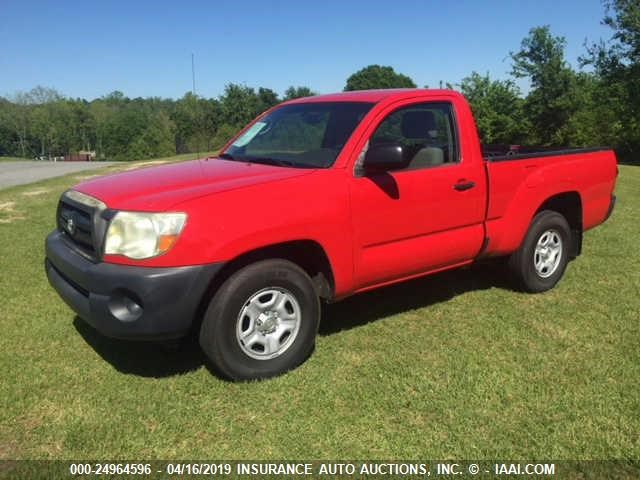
[0,161,638,462]
[0,156,31,162]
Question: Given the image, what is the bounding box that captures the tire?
[199,259,320,381]
[508,210,571,293]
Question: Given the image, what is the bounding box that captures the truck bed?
[482,147,618,257]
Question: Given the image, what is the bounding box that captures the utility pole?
[191,53,196,96]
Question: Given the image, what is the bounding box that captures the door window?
[369,102,459,170]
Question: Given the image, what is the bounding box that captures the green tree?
[510,26,580,145]
[196,98,221,152]
[0,98,16,156]
[218,84,261,128]
[47,100,76,155]
[89,100,113,160]
[173,92,207,154]
[283,86,316,100]
[131,111,175,159]
[212,124,239,150]
[29,87,64,157]
[5,92,34,158]
[556,72,616,147]
[344,65,416,91]
[257,87,279,112]
[460,72,530,145]
[102,99,148,161]
[63,99,92,153]
[582,0,640,161]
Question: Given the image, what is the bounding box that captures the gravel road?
[0,161,116,190]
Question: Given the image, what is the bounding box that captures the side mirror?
[363,144,409,173]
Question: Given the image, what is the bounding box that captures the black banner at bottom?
[1,460,639,479]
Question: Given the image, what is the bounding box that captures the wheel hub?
[235,287,302,360]
[256,311,279,334]
[534,229,563,278]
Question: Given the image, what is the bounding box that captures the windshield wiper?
[247,157,298,168]
[219,153,313,168]
[219,153,288,166]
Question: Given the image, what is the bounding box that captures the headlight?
[104,211,187,259]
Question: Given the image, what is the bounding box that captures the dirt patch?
[21,188,50,196]
[0,201,25,223]
[73,174,100,181]
[0,436,21,460]
[122,160,169,171]
[0,216,25,224]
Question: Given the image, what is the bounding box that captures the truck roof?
[285,88,461,104]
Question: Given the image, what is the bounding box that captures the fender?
[135,168,356,295]
[485,159,581,256]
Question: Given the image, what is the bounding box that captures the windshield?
[222,102,373,168]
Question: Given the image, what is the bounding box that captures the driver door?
[349,100,486,289]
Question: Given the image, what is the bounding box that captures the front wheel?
[508,210,571,293]
[199,259,320,380]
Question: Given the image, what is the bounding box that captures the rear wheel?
[508,210,571,293]
[199,259,320,380]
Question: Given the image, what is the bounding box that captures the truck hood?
[75,158,316,211]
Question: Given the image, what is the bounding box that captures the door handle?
[453,181,476,191]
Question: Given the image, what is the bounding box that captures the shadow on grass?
[72,261,513,377]
[320,261,514,335]
[73,318,204,378]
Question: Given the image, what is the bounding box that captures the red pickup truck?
[45,89,618,380]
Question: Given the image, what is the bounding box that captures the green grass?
[0,156,31,162]
[0,164,638,462]
[109,151,218,163]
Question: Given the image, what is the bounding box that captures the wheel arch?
[534,191,583,258]
[192,240,335,334]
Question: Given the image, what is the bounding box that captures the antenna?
[191,53,203,159]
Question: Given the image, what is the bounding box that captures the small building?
[64,150,96,162]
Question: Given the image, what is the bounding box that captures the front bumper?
[45,230,223,340]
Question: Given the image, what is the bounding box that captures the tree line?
[0,1,637,163]
[0,85,315,162]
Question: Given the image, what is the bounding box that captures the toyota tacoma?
[45,89,618,380]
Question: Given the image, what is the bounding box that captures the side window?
[369,102,459,169]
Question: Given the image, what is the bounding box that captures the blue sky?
[0,0,612,100]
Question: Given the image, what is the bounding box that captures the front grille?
[56,191,108,261]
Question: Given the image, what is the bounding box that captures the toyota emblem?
[66,217,76,235]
